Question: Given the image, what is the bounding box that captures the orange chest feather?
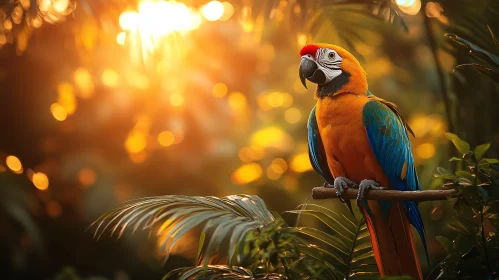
[315,94,390,186]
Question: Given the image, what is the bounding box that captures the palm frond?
[436,0,499,50]
[446,31,499,82]
[90,194,275,263]
[164,265,288,280]
[287,204,378,280]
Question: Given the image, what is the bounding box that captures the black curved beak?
[299,57,327,89]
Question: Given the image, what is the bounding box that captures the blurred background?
[0,0,498,279]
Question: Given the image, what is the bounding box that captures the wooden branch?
[312,187,456,201]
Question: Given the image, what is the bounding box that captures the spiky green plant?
[446,27,499,82]
[91,195,377,279]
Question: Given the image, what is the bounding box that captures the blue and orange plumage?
[303,44,428,279]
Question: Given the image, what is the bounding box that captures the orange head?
[299,44,368,98]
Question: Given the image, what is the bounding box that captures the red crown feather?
[299,45,320,58]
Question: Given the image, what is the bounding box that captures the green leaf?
[481,158,499,164]
[449,157,462,162]
[434,174,458,180]
[290,208,376,279]
[455,63,499,81]
[455,171,474,182]
[292,227,350,255]
[287,209,355,241]
[437,167,451,174]
[446,33,499,69]
[474,143,490,161]
[164,265,267,280]
[445,133,471,155]
[488,213,498,219]
[436,236,453,252]
[449,223,470,235]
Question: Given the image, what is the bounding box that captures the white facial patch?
[315,48,343,84]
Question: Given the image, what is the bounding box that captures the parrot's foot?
[357,179,385,200]
[324,177,358,200]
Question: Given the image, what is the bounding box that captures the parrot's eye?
[328,52,335,60]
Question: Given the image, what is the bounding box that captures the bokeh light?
[396,0,415,6]
[202,1,225,21]
[116,32,127,45]
[50,103,68,121]
[32,172,49,190]
[416,142,436,160]
[228,92,247,110]
[6,155,22,174]
[170,93,184,107]
[232,163,263,184]
[125,131,147,154]
[79,168,97,187]
[290,153,313,173]
[220,2,234,21]
[73,67,94,98]
[284,107,302,124]
[396,0,422,15]
[212,83,228,97]
[158,131,175,147]
[101,69,120,87]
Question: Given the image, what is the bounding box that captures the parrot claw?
[323,177,357,196]
[357,179,385,200]
[328,177,357,215]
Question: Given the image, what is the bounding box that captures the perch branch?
[312,187,456,201]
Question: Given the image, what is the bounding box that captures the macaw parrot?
[300,44,428,279]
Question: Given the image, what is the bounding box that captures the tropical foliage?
[430,134,499,279]
[92,131,499,279]
[446,27,499,82]
[92,196,377,279]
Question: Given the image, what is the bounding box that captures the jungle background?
[1,0,498,279]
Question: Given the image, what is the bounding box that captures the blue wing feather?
[307,106,334,184]
[362,99,428,263]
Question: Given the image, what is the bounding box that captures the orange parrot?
[300,43,428,279]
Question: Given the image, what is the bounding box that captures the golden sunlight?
[118,0,202,64]
[116,0,234,65]
[201,1,224,21]
[396,0,415,6]
[396,0,421,15]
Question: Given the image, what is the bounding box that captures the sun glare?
[395,0,421,15]
[117,0,232,64]
[395,0,415,6]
